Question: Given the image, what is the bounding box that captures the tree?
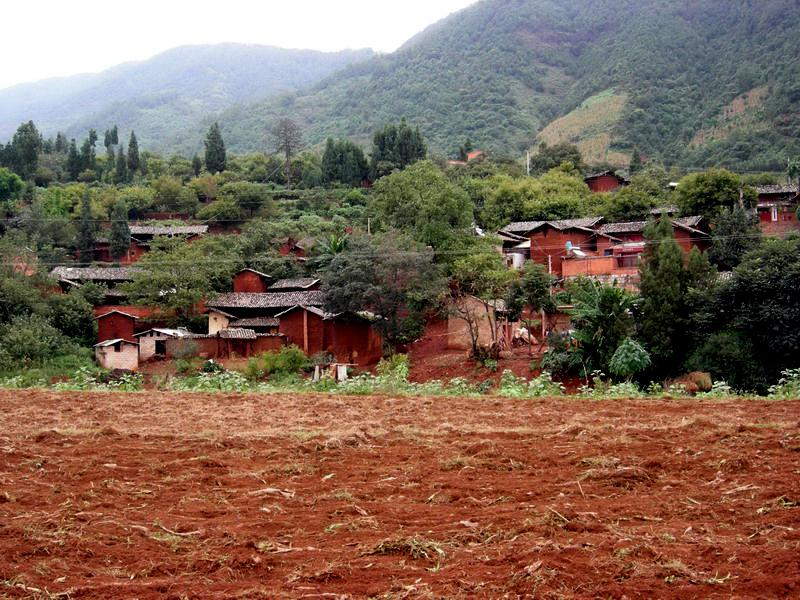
[0,168,24,219]
[272,118,303,187]
[322,138,368,186]
[191,154,203,177]
[123,236,242,321]
[47,291,96,346]
[675,169,756,221]
[219,181,274,217]
[609,337,651,380]
[369,120,426,179]
[110,125,119,146]
[10,121,42,179]
[506,262,555,321]
[708,206,762,271]
[114,145,129,184]
[598,187,656,222]
[127,131,140,173]
[322,233,445,349]
[566,278,637,375]
[0,314,70,370]
[629,148,643,173]
[76,188,96,266]
[109,198,130,261]
[66,139,81,180]
[79,137,96,174]
[204,122,227,174]
[370,161,472,252]
[529,142,584,175]
[637,216,686,378]
[451,250,517,359]
[54,132,67,153]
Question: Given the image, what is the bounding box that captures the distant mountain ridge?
[210,0,800,170]
[0,44,374,150]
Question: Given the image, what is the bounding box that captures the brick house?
[584,171,629,193]
[94,339,139,371]
[232,268,273,293]
[94,224,208,264]
[50,266,140,305]
[755,186,800,236]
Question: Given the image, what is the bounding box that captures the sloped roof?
[94,338,138,348]
[650,205,679,215]
[756,185,798,195]
[51,266,141,282]
[219,328,257,340]
[207,291,325,310]
[501,217,604,235]
[133,328,189,338]
[229,317,280,328]
[268,278,320,291]
[275,305,328,318]
[599,216,705,236]
[129,225,208,236]
[94,309,139,321]
[237,268,272,280]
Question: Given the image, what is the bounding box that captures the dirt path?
[1,390,799,598]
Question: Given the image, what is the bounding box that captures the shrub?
[768,368,800,399]
[539,333,583,377]
[496,370,564,398]
[175,358,195,375]
[0,314,71,370]
[262,345,311,377]
[696,380,736,398]
[376,354,410,382]
[171,370,254,392]
[608,338,651,380]
[202,359,224,373]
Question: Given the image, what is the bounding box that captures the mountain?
[212,0,800,170]
[0,44,374,150]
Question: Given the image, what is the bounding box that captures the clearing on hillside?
[0,390,798,598]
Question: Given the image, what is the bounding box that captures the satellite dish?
[572,248,587,258]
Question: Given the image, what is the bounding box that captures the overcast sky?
[1,0,477,90]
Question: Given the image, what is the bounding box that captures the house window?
[604,249,613,256]
[113,342,122,353]
[771,207,779,222]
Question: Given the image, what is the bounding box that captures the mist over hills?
[0,44,373,151]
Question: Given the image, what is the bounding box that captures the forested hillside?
[0,44,373,151]
[213,0,800,170]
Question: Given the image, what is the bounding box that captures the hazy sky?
[0,0,476,90]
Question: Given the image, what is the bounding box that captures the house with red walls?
[755,185,800,236]
[50,266,140,305]
[93,224,208,264]
[232,268,273,293]
[584,171,629,193]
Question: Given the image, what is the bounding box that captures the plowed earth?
[1,390,799,599]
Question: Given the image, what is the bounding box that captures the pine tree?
[191,154,202,177]
[54,132,67,153]
[638,215,686,378]
[322,138,337,184]
[127,131,140,173]
[103,129,112,148]
[105,144,116,178]
[66,139,81,180]
[110,125,119,146]
[114,145,129,184]
[204,122,226,174]
[77,189,96,265]
[109,198,130,261]
[630,148,643,173]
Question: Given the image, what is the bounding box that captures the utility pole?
[526,151,531,177]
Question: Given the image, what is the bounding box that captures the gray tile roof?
[229,318,280,328]
[219,328,257,340]
[502,217,603,235]
[208,291,325,310]
[129,225,208,236]
[756,185,798,195]
[599,216,705,235]
[268,278,320,290]
[51,266,141,282]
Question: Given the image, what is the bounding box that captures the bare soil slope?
[1,390,798,598]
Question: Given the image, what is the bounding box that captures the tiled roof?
[756,185,798,195]
[219,328,257,340]
[237,268,272,280]
[51,266,141,282]
[275,305,328,318]
[599,216,705,235]
[129,225,208,236]
[133,328,189,338]
[650,205,679,215]
[229,317,280,328]
[268,278,320,290]
[502,217,603,235]
[207,291,325,310]
[674,216,704,228]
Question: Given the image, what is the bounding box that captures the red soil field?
[1,390,799,599]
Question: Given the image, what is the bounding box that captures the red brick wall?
[759,207,800,236]
[233,271,270,293]
[278,309,325,355]
[253,336,286,354]
[586,174,624,193]
[529,228,595,276]
[324,319,383,366]
[97,313,136,343]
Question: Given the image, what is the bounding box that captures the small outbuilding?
[134,328,190,361]
[94,339,139,371]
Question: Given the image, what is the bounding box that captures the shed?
[134,328,190,361]
[233,268,273,293]
[94,339,139,371]
[207,308,237,335]
[95,310,139,343]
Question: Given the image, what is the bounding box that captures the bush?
[0,314,71,369]
[768,368,800,399]
[376,354,409,382]
[262,345,311,377]
[539,333,583,377]
[497,370,564,398]
[608,338,651,380]
[171,370,254,392]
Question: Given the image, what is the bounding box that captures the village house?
[94,305,166,343]
[94,339,140,371]
[755,185,800,236]
[279,237,311,261]
[584,170,629,193]
[500,215,709,286]
[134,328,190,361]
[232,268,273,293]
[50,266,141,305]
[93,224,208,264]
